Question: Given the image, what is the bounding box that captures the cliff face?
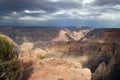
[61,29,120,80]
[0,27,119,80]
[0,27,92,44]
[27,58,91,80]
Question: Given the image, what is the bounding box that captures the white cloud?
[12,11,17,15]
[52,10,66,15]
[113,5,120,10]
[2,16,12,20]
[48,0,81,3]
[82,0,95,4]
[18,15,55,21]
[2,1,120,24]
[24,10,46,14]
[24,10,30,13]
[50,9,98,19]
[19,8,120,21]
[48,0,62,2]
[50,6,120,20]
[98,12,120,20]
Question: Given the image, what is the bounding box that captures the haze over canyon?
[0,26,120,80]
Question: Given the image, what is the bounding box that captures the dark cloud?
[0,0,56,13]
[0,0,120,28]
[0,0,81,14]
[93,0,120,6]
[0,0,82,21]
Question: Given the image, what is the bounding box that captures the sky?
[0,0,120,28]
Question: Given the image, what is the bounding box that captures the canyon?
[0,27,119,80]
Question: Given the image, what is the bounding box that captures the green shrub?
[0,34,22,80]
[38,55,45,59]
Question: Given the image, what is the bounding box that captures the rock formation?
[0,27,119,80]
[20,57,91,80]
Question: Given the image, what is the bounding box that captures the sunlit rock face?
[52,28,92,42]
[52,30,70,42]
[0,27,120,80]
[69,29,92,41]
[19,42,47,62]
[0,27,92,42]
[60,29,120,80]
[22,58,91,80]
[18,42,92,80]
[18,43,92,80]
[18,41,92,80]
[48,28,120,80]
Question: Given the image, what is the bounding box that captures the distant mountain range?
[0,26,92,44]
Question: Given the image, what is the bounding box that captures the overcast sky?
[0,0,120,28]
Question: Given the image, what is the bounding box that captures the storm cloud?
[92,0,120,6]
[0,0,120,28]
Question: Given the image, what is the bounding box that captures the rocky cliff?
[60,28,120,80]
[0,27,119,80]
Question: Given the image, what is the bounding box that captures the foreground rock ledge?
[21,57,91,80]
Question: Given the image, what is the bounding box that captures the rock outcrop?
[1,27,119,80]
[52,28,92,42]
[21,58,91,80]
[19,42,92,80]
[55,29,120,80]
